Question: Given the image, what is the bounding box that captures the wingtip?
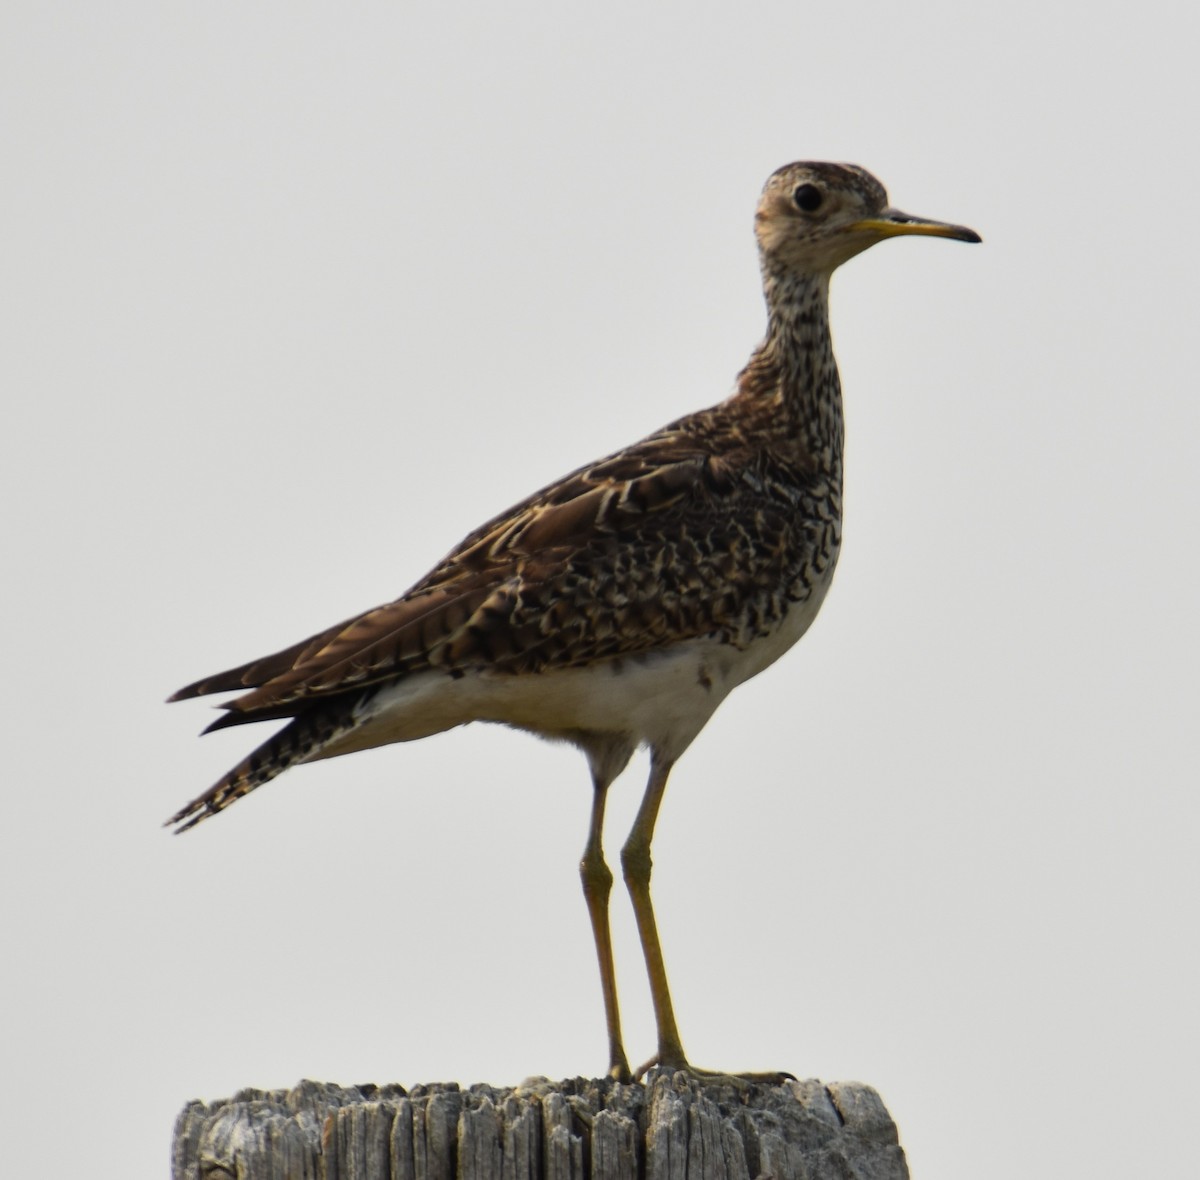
[200,711,238,736]
[169,671,235,702]
[166,679,207,704]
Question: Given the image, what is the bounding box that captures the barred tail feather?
[166,702,360,834]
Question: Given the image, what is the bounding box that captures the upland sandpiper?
[169,162,979,1081]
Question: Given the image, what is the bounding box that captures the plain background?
[3,3,1196,1177]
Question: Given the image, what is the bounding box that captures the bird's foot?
[607,1056,633,1084]
[632,1053,795,1088]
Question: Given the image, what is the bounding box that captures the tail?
[166,702,359,834]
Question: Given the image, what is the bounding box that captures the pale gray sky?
[3,3,1196,1178]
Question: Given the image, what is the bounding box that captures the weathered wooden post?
[172,1071,908,1179]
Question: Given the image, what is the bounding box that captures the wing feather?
[170,410,822,730]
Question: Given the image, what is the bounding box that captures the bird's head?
[755,161,980,277]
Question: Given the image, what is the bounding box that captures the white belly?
[313,571,833,765]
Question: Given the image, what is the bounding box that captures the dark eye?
[793,184,823,213]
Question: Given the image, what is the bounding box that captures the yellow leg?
[580,770,632,1082]
[621,751,796,1086]
[620,754,689,1071]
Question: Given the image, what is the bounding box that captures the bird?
[168,161,979,1082]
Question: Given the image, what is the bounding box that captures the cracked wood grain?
[172,1072,907,1180]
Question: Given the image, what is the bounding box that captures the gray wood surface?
[172,1071,908,1180]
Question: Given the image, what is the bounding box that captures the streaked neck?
[735,269,843,474]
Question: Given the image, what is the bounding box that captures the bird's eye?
[793,184,823,213]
